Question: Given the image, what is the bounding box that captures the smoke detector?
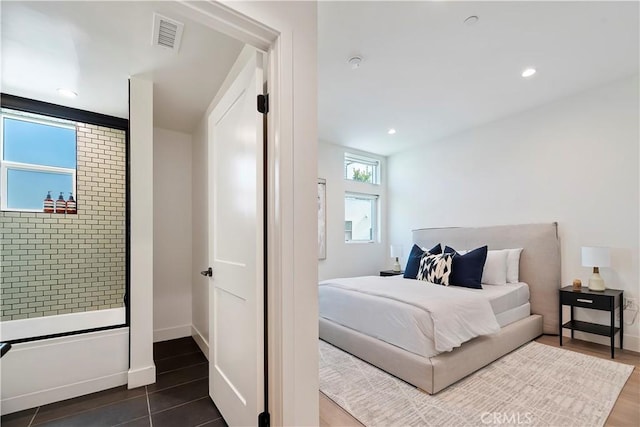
[152,13,184,52]
[348,56,363,69]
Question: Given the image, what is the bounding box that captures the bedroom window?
[345,193,378,242]
[344,153,379,185]
[0,110,77,212]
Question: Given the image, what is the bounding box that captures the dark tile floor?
[2,337,228,427]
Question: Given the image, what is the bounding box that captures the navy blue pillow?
[444,245,488,289]
[404,243,442,279]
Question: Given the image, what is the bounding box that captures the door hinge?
[257,94,269,114]
[258,411,270,427]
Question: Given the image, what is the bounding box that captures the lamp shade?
[581,246,610,268]
[390,244,403,258]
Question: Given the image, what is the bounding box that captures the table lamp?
[390,245,404,272]
[581,246,610,291]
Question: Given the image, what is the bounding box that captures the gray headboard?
[412,223,561,335]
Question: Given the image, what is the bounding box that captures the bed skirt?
[319,314,543,394]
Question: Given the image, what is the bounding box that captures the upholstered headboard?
[412,223,561,335]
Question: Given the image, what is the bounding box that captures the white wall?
[191,110,209,356]
[153,127,193,342]
[128,77,156,388]
[318,142,389,280]
[388,74,640,350]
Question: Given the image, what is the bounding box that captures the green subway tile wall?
[0,123,126,321]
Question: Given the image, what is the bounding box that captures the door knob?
[200,267,213,277]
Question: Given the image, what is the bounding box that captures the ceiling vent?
[152,13,184,52]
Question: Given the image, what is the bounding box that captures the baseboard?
[127,365,156,389]
[1,371,127,415]
[153,324,192,343]
[624,334,640,353]
[191,324,209,360]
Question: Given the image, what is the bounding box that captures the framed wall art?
[318,178,326,260]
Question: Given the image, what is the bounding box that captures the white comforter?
[319,276,500,354]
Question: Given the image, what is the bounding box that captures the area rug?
[319,340,634,427]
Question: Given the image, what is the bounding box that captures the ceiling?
[319,1,640,156]
[1,1,244,133]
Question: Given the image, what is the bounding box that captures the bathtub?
[0,307,126,342]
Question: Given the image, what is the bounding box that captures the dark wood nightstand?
[380,270,404,277]
[559,286,623,358]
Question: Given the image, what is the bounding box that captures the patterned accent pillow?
[417,253,453,285]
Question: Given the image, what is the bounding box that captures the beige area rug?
[319,340,634,427]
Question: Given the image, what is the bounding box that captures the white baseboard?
[153,324,192,342]
[127,365,156,389]
[191,324,209,360]
[1,371,127,415]
[623,334,640,353]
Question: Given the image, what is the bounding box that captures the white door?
[207,51,264,427]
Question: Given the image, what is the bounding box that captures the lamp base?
[588,271,606,291]
[393,257,401,272]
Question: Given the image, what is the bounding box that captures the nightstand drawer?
[560,291,611,310]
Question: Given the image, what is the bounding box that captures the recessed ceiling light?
[348,56,362,69]
[464,15,479,25]
[388,128,396,135]
[57,88,78,98]
[521,68,537,78]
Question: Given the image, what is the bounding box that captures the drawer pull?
[577,298,593,303]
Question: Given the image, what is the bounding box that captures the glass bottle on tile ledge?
[66,192,77,214]
[55,192,66,214]
[43,191,54,213]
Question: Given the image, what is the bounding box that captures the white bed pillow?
[506,248,523,283]
[481,249,508,285]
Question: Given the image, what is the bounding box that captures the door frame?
[168,2,298,426]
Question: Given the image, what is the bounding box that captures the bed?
[319,223,561,394]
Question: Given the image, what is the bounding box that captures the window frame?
[344,152,380,185]
[344,192,379,243]
[0,110,77,212]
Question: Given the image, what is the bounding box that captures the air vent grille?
[152,13,184,52]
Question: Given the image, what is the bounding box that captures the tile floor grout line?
[153,350,202,363]
[27,406,40,427]
[145,385,153,427]
[155,361,208,376]
[27,393,146,425]
[148,375,209,394]
[150,395,211,416]
[193,415,223,427]
[112,415,150,427]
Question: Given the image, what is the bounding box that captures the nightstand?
[559,286,623,358]
[380,270,404,277]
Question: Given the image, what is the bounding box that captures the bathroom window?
[0,110,77,211]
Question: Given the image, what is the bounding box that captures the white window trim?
[0,111,77,212]
[1,161,77,212]
[344,192,379,243]
[344,152,380,185]
[2,109,76,130]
